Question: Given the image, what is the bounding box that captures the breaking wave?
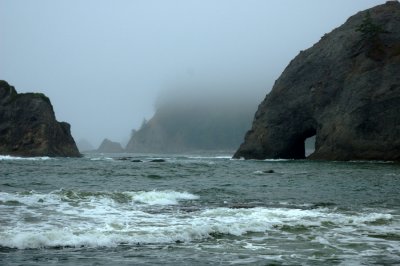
[0,190,398,250]
[0,155,51,161]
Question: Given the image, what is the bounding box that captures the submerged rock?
[263,170,275,174]
[0,80,80,157]
[235,2,400,161]
[149,159,166,163]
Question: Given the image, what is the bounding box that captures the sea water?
[0,154,399,265]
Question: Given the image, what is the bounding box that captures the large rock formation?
[234,2,400,161]
[0,80,81,157]
[97,138,124,153]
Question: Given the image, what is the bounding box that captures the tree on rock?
[356,11,387,40]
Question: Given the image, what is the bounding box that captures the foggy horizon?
[0,0,383,147]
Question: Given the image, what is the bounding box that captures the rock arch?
[234,2,400,161]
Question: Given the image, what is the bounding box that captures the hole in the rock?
[305,135,316,157]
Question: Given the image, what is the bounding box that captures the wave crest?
[0,155,51,161]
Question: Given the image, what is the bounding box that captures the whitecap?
[128,190,199,205]
[1,193,398,250]
[89,157,113,161]
[253,170,264,175]
[187,156,232,159]
[263,159,292,162]
[0,155,51,161]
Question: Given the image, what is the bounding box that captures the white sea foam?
[128,190,199,205]
[89,157,113,161]
[188,156,232,159]
[0,190,199,208]
[0,191,398,250]
[263,159,292,162]
[234,158,292,162]
[0,155,51,161]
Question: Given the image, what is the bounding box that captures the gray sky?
[0,0,383,147]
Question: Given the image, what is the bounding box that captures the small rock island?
[97,138,124,153]
[0,80,80,157]
[234,2,400,161]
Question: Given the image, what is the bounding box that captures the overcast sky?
[0,0,383,147]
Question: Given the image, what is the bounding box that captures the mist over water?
[0,0,384,146]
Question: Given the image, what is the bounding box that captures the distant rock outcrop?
[97,138,124,153]
[0,80,80,157]
[76,138,95,152]
[126,103,256,153]
[234,2,400,161]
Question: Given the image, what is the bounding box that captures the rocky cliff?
[0,80,80,157]
[234,2,400,161]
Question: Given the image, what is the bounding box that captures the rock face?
[97,138,124,153]
[0,81,81,157]
[234,2,400,161]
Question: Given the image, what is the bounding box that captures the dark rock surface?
[0,80,80,157]
[234,2,400,161]
[149,159,166,163]
[97,139,124,153]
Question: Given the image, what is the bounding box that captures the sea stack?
[97,138,124,153]
[0,80,81,157]
[234,2,400,161]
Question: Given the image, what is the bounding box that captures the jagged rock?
[234,2,400,161]
[0,80,80,157]
[97,139,124,153]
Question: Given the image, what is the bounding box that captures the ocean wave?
[127,190,199,205]
[0,189,199,207]
[89,157,113,161]
[187,156,232,159]
[0,155,51,161]
[263,159,293,162]
[0,199,397,249]
[232,158,292,162]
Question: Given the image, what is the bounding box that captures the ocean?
[0,154,399,265]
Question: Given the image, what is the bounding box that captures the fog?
[0,0,383,147]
